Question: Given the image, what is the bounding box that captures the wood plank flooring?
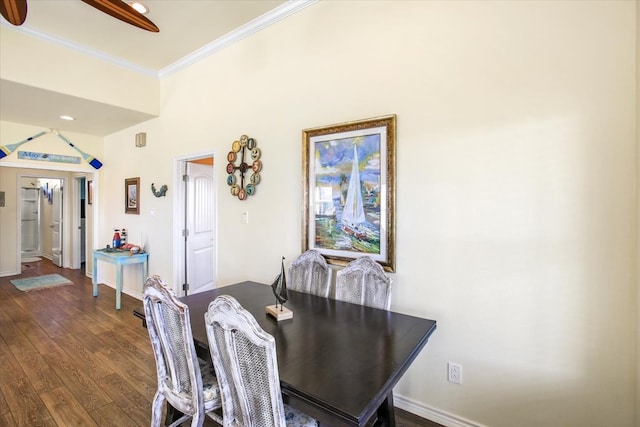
[0,259,443,427]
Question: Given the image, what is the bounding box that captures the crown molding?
[1,0,318,79]
[0,20,158,77]
[158,0,318,78]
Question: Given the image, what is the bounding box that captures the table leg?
[374,392,396,427]
[93,256,98,297]
[116,265,123,310]
[142,260,149,291]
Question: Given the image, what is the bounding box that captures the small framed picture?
[125,177,140,214]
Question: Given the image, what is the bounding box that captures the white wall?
[93,2,638,426]
[0,26,160,114]
[0,122,101,275]
[0,1,637,426]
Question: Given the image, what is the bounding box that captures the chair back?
[335,256,392,310]
[143,275,205,416]
[205,295,287,427]
[288,250,331,297]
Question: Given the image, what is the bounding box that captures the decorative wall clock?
[226,134,262,200]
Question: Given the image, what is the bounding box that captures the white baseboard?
[96,280,143,302]
[0,270,20,277]
[394,394,486,427]
[123,288,143,301]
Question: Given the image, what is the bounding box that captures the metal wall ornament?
[226,134,262,200]
[151,183,167,197]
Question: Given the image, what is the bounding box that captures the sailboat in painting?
[341,144,367,239]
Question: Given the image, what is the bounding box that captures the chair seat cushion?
[284,403,319,427]
[198,358,220,403]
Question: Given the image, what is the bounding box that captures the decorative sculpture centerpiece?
[266,256,293,321]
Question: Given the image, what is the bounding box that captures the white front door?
[186,162,214,295]
[52,184,63,267]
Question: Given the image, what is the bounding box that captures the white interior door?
[52,184,63,267]
[186,162,214,294]
[72,176,87,269]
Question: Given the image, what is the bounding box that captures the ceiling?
[0,0,304,136]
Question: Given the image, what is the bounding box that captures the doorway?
[72,176,88,273]
[18,177,63,266]
[9,166,96,275]
[20,186,40,257]
[51,182,63,266]
[174,154,216,296]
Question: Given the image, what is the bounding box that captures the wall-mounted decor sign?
[226,134,262,200]
[125,177,140,214]
[0,129,103,169]
[302,115,396,272]
[18,151,81,164]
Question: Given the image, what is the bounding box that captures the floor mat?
[10,274,72,292]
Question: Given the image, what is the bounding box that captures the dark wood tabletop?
[134,281,437,427]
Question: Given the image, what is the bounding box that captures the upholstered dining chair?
[204,295,319,427]
[334,256,392,310]
[143,275,222,427]
[288,249,331,298]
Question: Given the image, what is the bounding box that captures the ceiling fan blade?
[0,0,27,26]
[81,0,159,32]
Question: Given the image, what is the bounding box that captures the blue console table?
[93,249,149,310]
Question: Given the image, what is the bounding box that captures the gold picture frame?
[125,177,140,214]
[302,115,396,272]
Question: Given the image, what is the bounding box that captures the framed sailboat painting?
[302,115,396,272]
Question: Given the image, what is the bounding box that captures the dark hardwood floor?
[0,258,443,427]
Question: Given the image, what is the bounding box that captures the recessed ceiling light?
[60,115,75,121]
[128,2,149,14]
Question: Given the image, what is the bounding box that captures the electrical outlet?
[448,362,462,384]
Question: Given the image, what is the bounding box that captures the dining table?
[134,281,437,427]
